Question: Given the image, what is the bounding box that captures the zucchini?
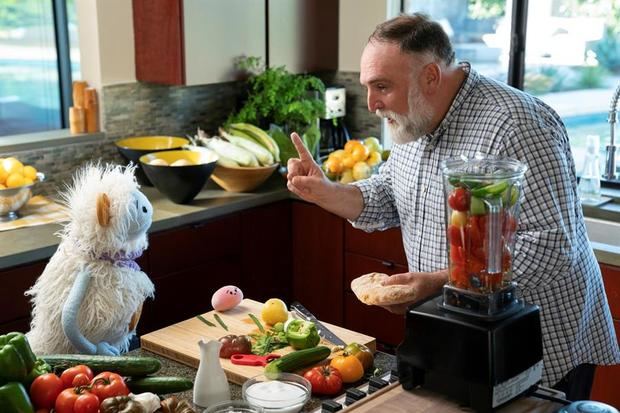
[126,376,193,395]
[42,354,161,376]
[265,346,331,376]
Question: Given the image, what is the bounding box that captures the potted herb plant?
[226,56,325,163]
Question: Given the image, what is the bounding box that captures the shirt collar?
[429,62,479,141]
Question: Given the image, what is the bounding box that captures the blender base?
[439,283,522,320]
[397,296,543,413]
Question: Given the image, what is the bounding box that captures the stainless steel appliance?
[397,156,544,412]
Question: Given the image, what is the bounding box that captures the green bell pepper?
[286,320,320,350]
[0,333,37,385]
[23,358,52,388]
[0,382,34,413]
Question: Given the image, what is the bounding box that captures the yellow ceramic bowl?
[140,149,218,204]
[210,163,278,193]
[115,136,190,185]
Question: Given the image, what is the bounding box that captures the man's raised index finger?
[291,132,313,160]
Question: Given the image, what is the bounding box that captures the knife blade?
[290,301,347,347]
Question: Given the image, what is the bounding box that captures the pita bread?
[351,272,417,306]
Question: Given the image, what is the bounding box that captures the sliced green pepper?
[471,180,509,198]
[286,320,320,350]
[0,382,34,413]
[0,333,37,385]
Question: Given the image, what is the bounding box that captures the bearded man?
[286,13,620,401]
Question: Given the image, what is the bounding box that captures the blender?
[396,155,544,412]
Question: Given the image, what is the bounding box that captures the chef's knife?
[290,301,347,347]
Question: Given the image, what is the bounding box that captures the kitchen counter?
[1,173,620,270]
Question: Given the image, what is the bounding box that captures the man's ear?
[421,62,442,95]
[96,193,111,227]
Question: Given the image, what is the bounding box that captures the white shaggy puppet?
[26,164,155,355]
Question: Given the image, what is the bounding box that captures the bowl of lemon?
[140,149,218,204]
[321,137,385,184]
[0,157,44,222]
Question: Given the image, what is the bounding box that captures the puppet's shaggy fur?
[26,164,154,354]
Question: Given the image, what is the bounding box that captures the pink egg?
[211,285,244,311]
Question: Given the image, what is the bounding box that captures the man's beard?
[376,87,434,145]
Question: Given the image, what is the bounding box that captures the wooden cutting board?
[140,299,376,385]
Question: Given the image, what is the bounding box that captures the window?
[0,0,79,137]
[403,0,620,181]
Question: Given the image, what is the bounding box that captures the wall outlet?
[323,87,346,120]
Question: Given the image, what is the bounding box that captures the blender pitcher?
[441,155,527,317]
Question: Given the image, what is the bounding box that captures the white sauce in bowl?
[244,380,308,412]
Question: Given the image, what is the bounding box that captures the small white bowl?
[203,400,264,413]
[242,373,311,413]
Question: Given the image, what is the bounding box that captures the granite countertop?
[129,347,397,412]
[1,173,620,270]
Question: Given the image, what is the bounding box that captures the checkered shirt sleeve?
[349,64,620,386]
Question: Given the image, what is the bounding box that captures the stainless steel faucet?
[605,83,620,180]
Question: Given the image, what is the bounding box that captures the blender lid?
[558,400,619,413]
[441,154,527,180]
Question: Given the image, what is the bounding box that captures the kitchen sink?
[584,217,620,249]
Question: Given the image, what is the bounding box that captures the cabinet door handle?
[381,260,395,268]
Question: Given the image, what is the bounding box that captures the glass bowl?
[242,373,311,413]
[203,400,264,413]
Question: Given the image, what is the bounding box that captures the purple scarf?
[98,250,142,271]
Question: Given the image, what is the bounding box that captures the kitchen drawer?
[591,319,620,406]
[344,292,405,347]
[0,261,46,325]
[345,225,407,266]
[600,263,620,319]
[344,252,409,291]
[148,214,241,278]
[139,258,242,334]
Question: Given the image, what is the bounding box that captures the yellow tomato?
[330,354,364,383]
[3,158,23,176]
[363,137,382,153]
[0,183,5,190]
[352,162,371,181]
[23,165,38,181]
[344,140,363,154]
[450,210,467,227]
[261,298,288,325]
[339,169,354,184]
[351,144,370,162]
[0,166,7,185]
[323,157,343,175]
[367,151,382,167]
[328,149,346,160]
[6,173,25,188]
[341,155,355,169]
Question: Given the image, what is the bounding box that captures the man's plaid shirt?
[351,64,620,385]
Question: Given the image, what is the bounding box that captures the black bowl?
[140,149,218,204]
[115,136,189,185]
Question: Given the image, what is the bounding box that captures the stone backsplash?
[1,72,379,198]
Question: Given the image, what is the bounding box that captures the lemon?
[0,166,7,185]
[3,157,24,175]
[340,169,354,184]
[352,161,371,181]
[6,173,25,188]
[23,165,37,181]
[261,298,288,325]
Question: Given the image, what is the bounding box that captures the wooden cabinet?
[132,0,338,86]
[291,201,344,325]
[0,261,47,334]
[591,263,620,406]
[133,0,265,85]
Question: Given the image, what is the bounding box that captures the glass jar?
[442,155,527,294]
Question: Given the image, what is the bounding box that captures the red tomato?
[71,373,91,387]
[35,409,51,413]
[448,225,469,248]
[89,372,129,401]
[303,365,343,395]
[467,258,485,275]
[450,265,468,288]
[448,188,470,211]
[468,218,483,248]
[30,373,64,409]
[55,387,99,413]
[449,245,465,265]
[60,365,94,389]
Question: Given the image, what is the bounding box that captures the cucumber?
[264,346,331,376]
[126,376,193,395]
[42,354,161,376]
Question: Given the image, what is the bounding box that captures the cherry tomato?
[55,387,99,413]
[60,365,94,389]
[330,354,364,383]
[30,373,64,409]
[448,187,470,211]
[303,365,343,395]
[448,225,469,249]
[89,372,129,401]
[450,245,465,265]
